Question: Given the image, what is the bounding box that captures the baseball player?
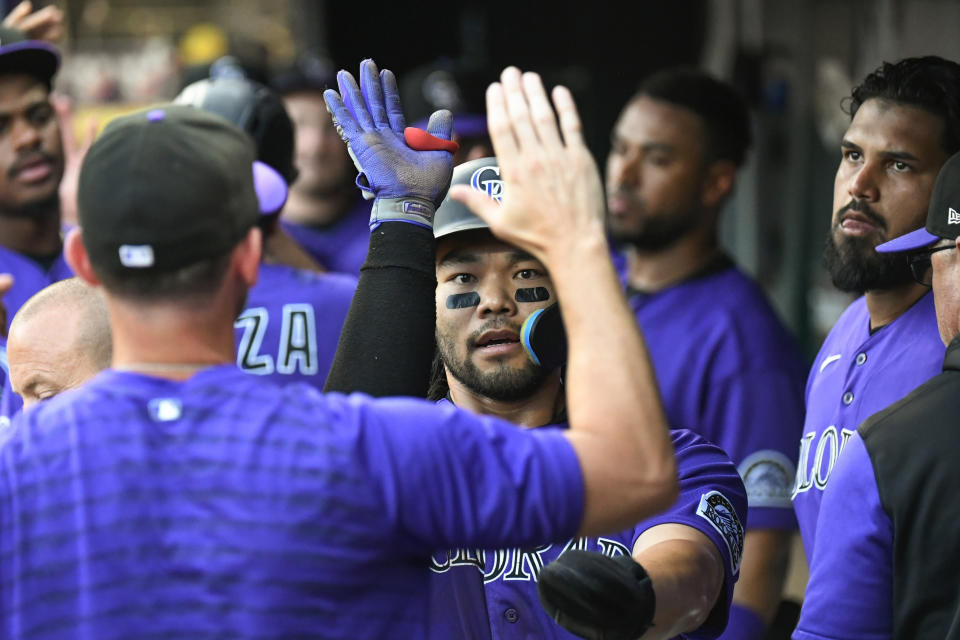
[6,277,109,409]
[0,67,680,638]
[792,56,960,568]
[323,59,748,640]
[794,151,960,639]
[606,68,806,638]
[0,26,71,326]
[270,56,373,275]
[175,65,358,389]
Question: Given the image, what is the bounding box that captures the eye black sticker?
[446,292,481,309]
[515,287,550,303]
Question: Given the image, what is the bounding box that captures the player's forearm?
[635,538,725,640]
[549,236,676,534]
[730,529,792,627]
[324,222,436,397]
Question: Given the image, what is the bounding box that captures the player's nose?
[476,280,516,318]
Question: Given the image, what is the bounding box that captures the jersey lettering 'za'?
[235,304,318,375]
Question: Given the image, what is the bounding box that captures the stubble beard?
[435,323,550,402]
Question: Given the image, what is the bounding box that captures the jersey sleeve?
[344,393,585,553]
[705,367,803,530]
[633,429,747,639]
[792,432,892,640]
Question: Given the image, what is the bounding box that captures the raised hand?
[323,58,456,229]
[449,67,606,267]
[3,1,64,43]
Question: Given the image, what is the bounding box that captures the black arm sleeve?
[323,222,437,397]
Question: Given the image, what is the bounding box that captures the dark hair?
[636,67,752,166]
[426,348,449,401]
[846,56,960,155]
[93,253,232,303]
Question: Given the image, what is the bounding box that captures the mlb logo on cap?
[118,245,155,268]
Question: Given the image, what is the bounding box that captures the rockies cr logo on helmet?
[470,165,503,203]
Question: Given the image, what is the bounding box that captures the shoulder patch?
[738,450,796,509]
[697,490,744,575]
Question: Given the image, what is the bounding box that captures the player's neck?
[0,206,62,256]
[625,229,719,293]
[283,186,356,227]
[106,296,238,381]
[864,281,931,331]
[447,371,564,428]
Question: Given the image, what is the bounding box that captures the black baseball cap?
[0,26,59,87]
[175,58,299,186]
[78,105,286,272]
[877,151,960,253]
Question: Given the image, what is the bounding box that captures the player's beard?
[606,191,700,252]
[822,205,914,294]
[435,320,551,402]
[0,191,59,219]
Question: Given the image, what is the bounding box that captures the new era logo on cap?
[949,207,960,225]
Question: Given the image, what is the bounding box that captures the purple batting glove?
[324,58,455,229]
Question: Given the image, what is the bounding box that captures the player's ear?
[700,160,736,210]
[233,226,262,288]
[64,228,101,286]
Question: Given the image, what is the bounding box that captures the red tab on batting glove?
[404,127,460,154]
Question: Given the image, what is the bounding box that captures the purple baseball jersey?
[280,196,372,275]
[0,337,18,422]
[0,365,585,639]
[626,257,805,532]
[0,245,73,331]
[792,432,891,639]
[0,335,12,426]
[234,263,357,390]
[792,291,942,560]
[430,423,748,640]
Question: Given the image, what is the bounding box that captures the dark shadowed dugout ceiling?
[325,1,708,162]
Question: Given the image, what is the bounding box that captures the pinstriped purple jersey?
[792,292,942,561]
[234,263,356,390]
[0,245,73,332]
[280,197,372,275]
[0,366,584,639]
[625,259,805,532]
[429,422,747,640]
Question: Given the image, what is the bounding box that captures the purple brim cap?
[875,227,939,253]
[253,161,287,215]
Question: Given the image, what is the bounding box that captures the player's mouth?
[607,190,638,216]
[11,155,54,184]
[839,211,881,237]
[474,329,521,356]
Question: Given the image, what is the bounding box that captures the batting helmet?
[174,58,299,185]
[433,157,503,239]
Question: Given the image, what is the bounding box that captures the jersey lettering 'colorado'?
[429,536,631,584]
[791,426,857,496]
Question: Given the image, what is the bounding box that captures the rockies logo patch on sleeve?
[696,491,744,574]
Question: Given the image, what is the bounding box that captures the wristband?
[369,196,436,230]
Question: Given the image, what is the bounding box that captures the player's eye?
[891,160,911,172]
[515,268,541,280]
[27,104,53,127]
[452,273,475,284]
[842,149,861,163]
